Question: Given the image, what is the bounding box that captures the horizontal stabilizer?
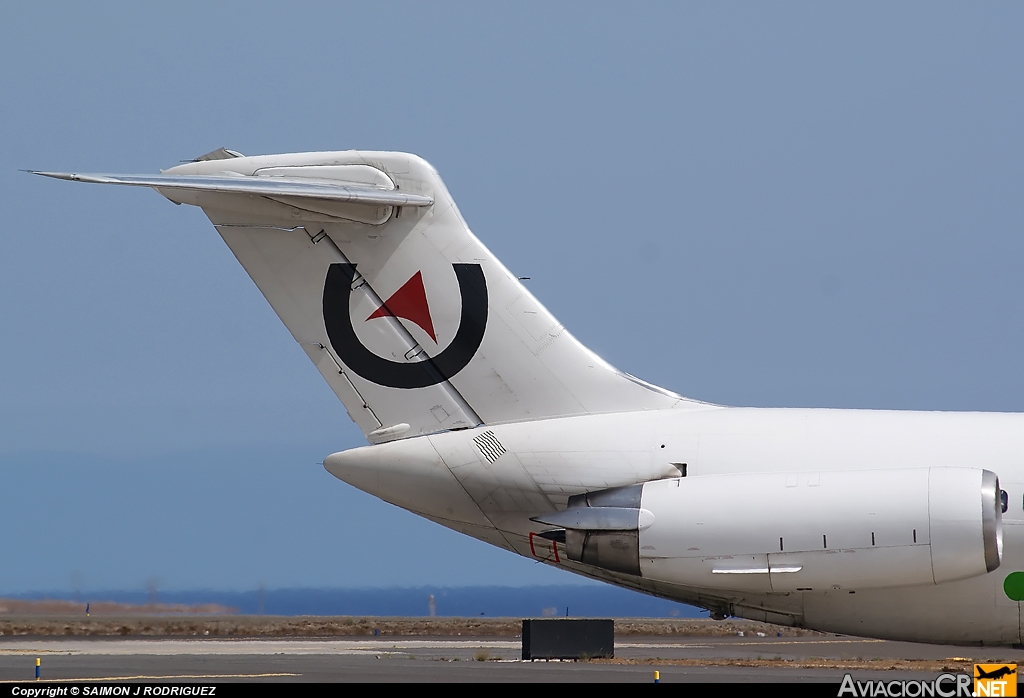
[30,171,434,208]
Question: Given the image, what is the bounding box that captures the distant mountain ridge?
[0,598,234,615]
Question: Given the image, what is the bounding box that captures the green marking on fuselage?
[1003,571,1024,601]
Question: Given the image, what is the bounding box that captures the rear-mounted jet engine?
[533,468,1002,593]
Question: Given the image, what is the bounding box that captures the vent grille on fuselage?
[473,430,506,463]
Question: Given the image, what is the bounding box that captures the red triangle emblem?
[365,271,437,343]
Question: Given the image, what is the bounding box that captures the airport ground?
[0,618,1020,683]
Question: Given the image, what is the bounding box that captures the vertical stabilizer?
[39,151,692,442]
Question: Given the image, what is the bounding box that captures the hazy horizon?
[3,3,1022,594]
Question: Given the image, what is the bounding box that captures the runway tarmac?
[0,636,1020,682]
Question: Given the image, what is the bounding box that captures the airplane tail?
[36,149,689,442]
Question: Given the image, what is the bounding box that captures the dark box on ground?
[521,618,614,660]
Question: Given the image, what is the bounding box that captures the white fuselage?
[326,405,1023,646]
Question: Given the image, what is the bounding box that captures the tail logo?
[366,271,437,343]
[323,263,487,389]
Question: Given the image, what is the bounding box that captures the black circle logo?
[322,263,487,389]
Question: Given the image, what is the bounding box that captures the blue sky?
[1,3,1022,593]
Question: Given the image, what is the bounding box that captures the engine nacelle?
[536,468,1002,592]
[560,484,645,576]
